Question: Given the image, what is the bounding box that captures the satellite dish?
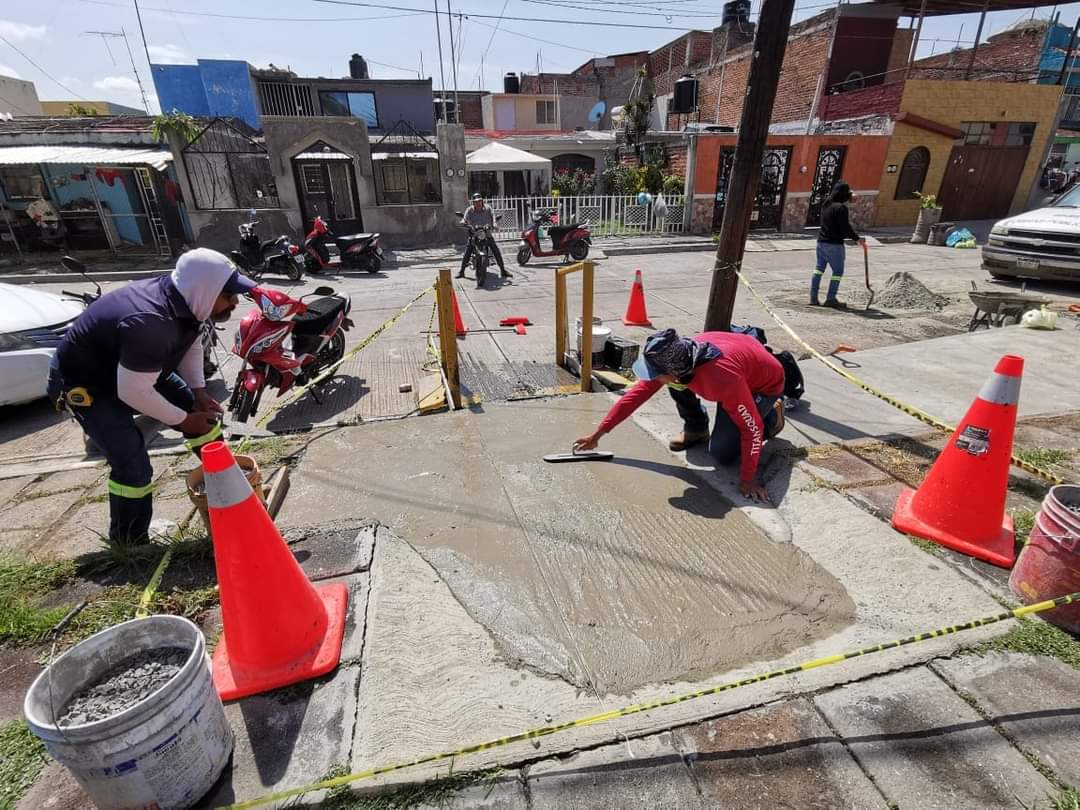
[588,101,606,123]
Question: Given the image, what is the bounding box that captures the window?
[433,98,456,122]
[373,154,441,204]
[182,118,280,210]
[319,91,378,128]
[536,99,557,125]
[301,164,327,195]
[0,166,46,201]
[257,81,315,116]
[894,146,930,201]
[552,154,595,174]
[958,121,1037,147]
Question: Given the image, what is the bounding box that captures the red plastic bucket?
[1009,485,1080,633]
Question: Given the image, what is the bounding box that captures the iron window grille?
[181,118,280,210]
[371,120,442,205]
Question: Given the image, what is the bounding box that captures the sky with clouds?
[1,1,1079,114]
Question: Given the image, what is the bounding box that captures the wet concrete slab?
[287,397,854,696]
[814,667,1056,810]
[674,698,887,809]
[931,652,1080,789]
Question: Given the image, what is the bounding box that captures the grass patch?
[316,765,506,809]
[0,558,78,646]
[968,616,1080,671]
[0,721,48,810]
[908,536,942,556]
[1051,788,1080,810]
[242,436,297,468]
[1014,447,1073,470]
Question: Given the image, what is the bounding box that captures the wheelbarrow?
[967,282,1051,332]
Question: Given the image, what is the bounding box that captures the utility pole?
[703,0,797,333]
[131,0,154,110]
[433,0,448,123]
[446,0,460,123]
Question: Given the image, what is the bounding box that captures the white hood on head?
[171,248,236,321]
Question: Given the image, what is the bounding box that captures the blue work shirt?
[56,276,201,396]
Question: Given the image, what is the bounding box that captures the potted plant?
[910,191,942,244]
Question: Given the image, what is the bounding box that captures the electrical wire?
[0,34,87,99]
[470,17,599,57]
[74,0,426,24]
[473,0,510,87]
[517,0,724,19]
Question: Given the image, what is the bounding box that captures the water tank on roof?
[504,72,520,94]
[722,0,751,26]
[671,74,699,114]
[349,53,369,79]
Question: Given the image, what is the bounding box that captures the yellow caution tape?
[734,270,1064,485]
[226,591,1079,809]
[136,283,436,618]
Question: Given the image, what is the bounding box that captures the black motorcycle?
[458,212,501,289]
[232,219,305,282]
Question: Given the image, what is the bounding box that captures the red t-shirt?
[597,331,785,483]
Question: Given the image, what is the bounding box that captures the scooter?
[303,215,382,274]
[516,209,591,265]
[227,284,353,423]
[233,219,306,282]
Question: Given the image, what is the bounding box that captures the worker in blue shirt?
[48,248,256,545]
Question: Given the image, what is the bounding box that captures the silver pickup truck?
[982,185,1080,283]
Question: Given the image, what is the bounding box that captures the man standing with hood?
[573,329,786,503]
[48,248,256,545]
[812,180,865,309]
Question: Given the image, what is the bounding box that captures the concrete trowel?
[543,447,614,463]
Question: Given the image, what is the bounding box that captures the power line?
[75,0,425,24]
[470,17,598,57]
[517,0,724,19]
[0,34,87,99]
[313,0,695,30]
[474,0,510,87]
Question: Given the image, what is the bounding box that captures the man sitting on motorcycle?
[48,248,256,546]
[458,193,510,280]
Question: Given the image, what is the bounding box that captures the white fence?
[484,195,686,242]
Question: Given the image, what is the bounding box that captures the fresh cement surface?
[283,394,1009,782]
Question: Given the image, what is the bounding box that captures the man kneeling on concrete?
[574,329,786,503]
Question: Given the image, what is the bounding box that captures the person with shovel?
[812,181,866,309]
[573,329,786,503]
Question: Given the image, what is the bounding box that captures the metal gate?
[806,146,846,227]
[754,147,792,231]
[712,147,792,232]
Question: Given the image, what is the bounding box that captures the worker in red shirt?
[574,329,786,503]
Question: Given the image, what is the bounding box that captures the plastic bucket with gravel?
[186,453,262,534]
[23,615,233,810]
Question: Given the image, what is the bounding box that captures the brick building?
[518,52,648,130]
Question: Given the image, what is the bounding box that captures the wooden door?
[938,146,1028,221]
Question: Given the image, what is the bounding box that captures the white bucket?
[24,616,233,810]
[575,316,611,355]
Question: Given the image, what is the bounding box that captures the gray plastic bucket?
[23,615,233,810]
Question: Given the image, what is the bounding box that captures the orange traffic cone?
[451,285,468,336]
[891,355,1023,568]
[202,441,348,700]
[623,269,652,327]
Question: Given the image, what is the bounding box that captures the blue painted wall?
[1038,23,1080,91]
[151,60,260,129]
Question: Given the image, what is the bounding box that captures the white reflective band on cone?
[978,372,1021,406]
[205,462,254,509]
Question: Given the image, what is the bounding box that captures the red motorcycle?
[228,284,353,422]
[303,215,383,274]
[516,209,591,265]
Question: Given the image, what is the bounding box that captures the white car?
[0,283,85,407]
[983,185,1080,283]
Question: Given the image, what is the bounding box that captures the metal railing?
[483,194,686,241]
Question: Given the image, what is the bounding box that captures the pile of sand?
[874,271,945,310]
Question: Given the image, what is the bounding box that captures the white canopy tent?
[466,142,551,197]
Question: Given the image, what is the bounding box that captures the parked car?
[983,185,1080,283]
[0,283,84,406]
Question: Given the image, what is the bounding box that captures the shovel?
[862,240,874,310]
[543,446,614,463]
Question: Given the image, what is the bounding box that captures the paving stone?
[15,761,96,810]
[284,522,376,581]
[527,731,702,809]
[674,699,888,809]
[804,450,895,489]
[845,480,906,521]
[19,467,103,499]
[199,664,361,806]
[48,502,111,559]
[1,490,81,532]
[814,667,1057,809]
[0,528,39,555]
[932,652,1080,789]
[0,474,33,509]
[336,573,370,665]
